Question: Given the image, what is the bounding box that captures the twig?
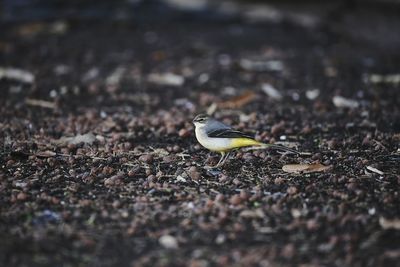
[25,98,56,109]
[373,139,387,150]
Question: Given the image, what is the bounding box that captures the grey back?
[204,119,232,134]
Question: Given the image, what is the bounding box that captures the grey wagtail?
[193,114,299,168]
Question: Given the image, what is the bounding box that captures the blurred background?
[2,0,400,49]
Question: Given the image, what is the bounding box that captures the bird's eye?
[193,115,207,123]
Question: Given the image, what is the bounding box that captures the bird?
[192,114,299,168]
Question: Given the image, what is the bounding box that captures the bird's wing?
[207,128,253,139]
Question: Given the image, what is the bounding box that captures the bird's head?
[192,114,210,128]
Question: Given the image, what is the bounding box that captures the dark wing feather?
[207,128,252,139]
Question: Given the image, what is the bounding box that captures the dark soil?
[1,14,400,267]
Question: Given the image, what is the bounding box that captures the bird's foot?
[205,167,222,176]
[204,164,222,170]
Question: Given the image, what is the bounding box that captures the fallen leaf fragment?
[332,96,359,109]
[0,67,35,83]
[26,99,56,109]
[35,151,57,158]
[379,217,400,230]
[384,249,400,259]
[218,91,256,109]
[239,209,265,219]
[151,148,169,157]
[261,83,283,100]
[243,5,283,24]
[106,66,126,86]
[206,102,217,115]
[366,166,384,175]
[16,21,68,37]
[365,73,400,85]
[16,23,45,36]
[240,58,284,72]
[148,73,184,86]
[282,163,331,173]
[257,227,277,234]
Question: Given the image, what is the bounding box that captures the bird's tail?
[231,138,299,154]
[258,142,300,154]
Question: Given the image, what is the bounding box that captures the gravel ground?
[0,16,399,267]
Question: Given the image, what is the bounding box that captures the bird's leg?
[214,152,226,168]
[220,151,231,166]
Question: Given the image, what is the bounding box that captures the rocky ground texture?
[1,7,400,267]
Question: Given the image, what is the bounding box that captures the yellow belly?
[200,137,263,153]
[230,138,263,149]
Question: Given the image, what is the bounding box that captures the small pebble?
[163,155,176,163]
[128,167,139,177]
[188,166,201,180]
[281,243,295,258]
[287,186,298,195]
[271,121,285,136]
[17,192,28,201]
[274,177,285,185]
[229,194,242,205]
[159,235,178,249]
[178,128,190,137]
[215,194,225,202]
[104,174,124,187]
[239,190,249,201]
[147,175,157,183]
[139,154,153,164]
[301,125,312,134]
[232,178,241,185]
[346,182,357,191]
[218,174,229,183]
